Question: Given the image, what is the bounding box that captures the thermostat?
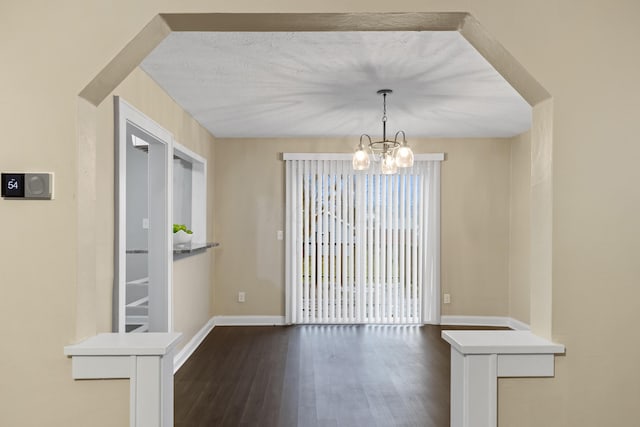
[1,173,52,199]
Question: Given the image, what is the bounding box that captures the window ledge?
[125,242,220,255]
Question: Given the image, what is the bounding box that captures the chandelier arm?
[359,134,372,149]
[394,130,407,144]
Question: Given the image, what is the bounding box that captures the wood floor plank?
[175,325,507,426]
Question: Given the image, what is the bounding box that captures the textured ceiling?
[141,31,531,138]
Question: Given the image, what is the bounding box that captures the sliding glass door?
[285,156,441,325]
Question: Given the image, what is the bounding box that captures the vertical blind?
[285,155,441,325]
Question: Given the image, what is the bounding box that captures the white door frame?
[115,96,173,333]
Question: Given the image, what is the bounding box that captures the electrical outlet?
[277,230,284,240]
[238,292,246,303]
[142,218,149,229]
[443,293,451,304]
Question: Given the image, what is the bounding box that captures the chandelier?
[352,89,414,174]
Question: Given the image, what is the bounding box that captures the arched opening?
[76,12,553,340]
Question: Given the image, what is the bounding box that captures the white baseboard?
[173,317,216,374]
[440,315,530,331]
[213,315,286,326]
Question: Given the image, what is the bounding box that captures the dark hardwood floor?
[174,325,505,427]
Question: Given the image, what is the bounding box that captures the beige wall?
[214,137,511,317]
[96,67,216,347]
[2,2,640,426]
[427,138,511,317]
[508,131,531,323]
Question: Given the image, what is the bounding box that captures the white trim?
[213,315,286,326]
[440,315,530,331]
[173,141,206,166]
[283,152,445,161]
[173,317,216,374]
[506,317,531,331]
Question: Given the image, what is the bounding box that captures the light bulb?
[381,152,397,175]
[352,148,370,170]
[395,145,414,168]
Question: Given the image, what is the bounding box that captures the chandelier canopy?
[352,89,414,174]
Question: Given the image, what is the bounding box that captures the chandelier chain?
[382,93,387,122]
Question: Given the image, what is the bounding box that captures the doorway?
[114,96,173,333]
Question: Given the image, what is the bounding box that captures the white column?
[450,350,497,427]
[443,330,564,427]
[65,333,182,427]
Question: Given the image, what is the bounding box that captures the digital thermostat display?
[1,173,52,199]
[1,173,25,198]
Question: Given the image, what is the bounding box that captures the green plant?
[173,223,193,234]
